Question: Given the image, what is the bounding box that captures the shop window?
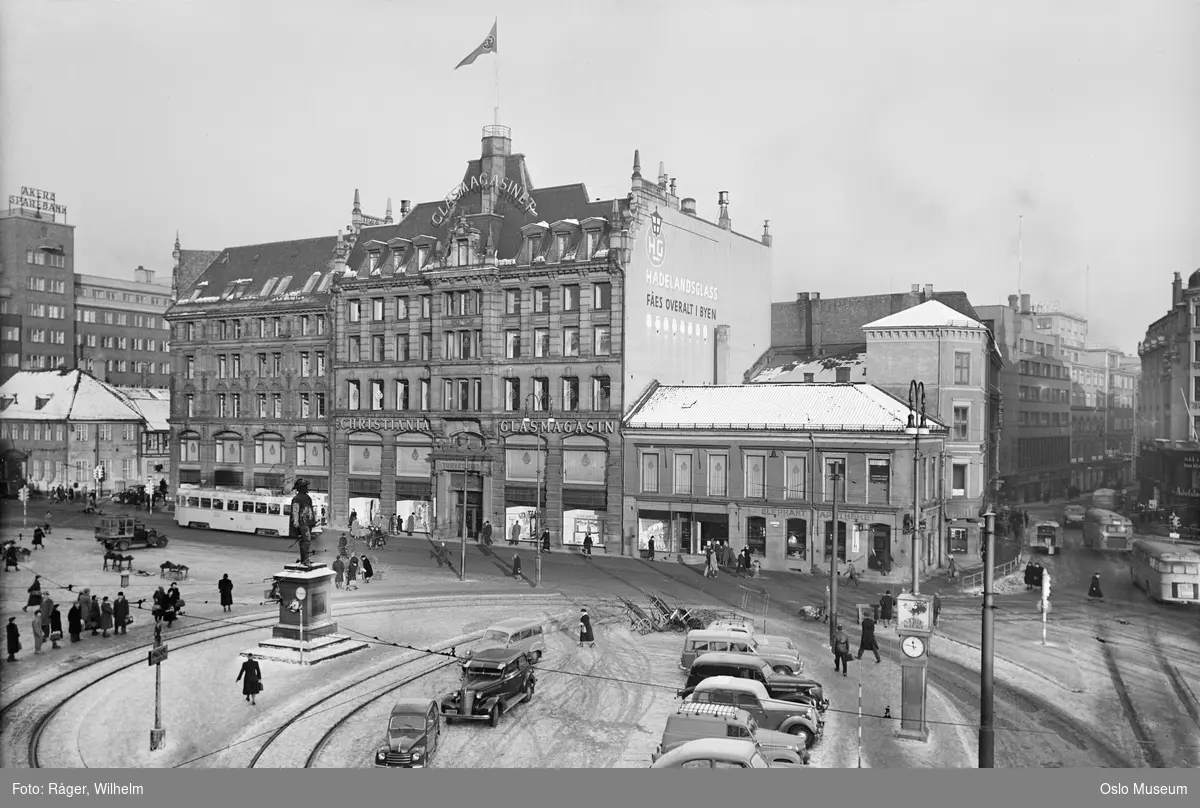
[824,520,847,561]
[786,519,806,558]
[948,527,968,554]
[746,516,766,556]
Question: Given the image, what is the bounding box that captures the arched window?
[254,432,284,465]
[562,435,607,486]
[213,431,243,464]
[296,434,328,468]
[395,434,433,477]
[179,430,201,463]
[348,431,382,476]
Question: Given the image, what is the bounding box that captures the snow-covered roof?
[117,388,171,431]
[863,299,985,330]
[625,383,947,433]
[0,370,145,422]
[750,351,866,384]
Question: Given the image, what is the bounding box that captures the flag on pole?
[456,20,497,69]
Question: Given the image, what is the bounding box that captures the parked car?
[679,628,805,675]
[680,652,828,712]
[683,675,823,748]
[440,647,535,727]
[649,737,771,769]
[462,617,546,666]
[652,702,808,766]
[374,699,441,768]
[1061,504,1087,527]
[94,516,168,552]
[705,618,798,654]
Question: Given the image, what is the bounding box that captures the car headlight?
[376,750,387,761]
[411,748,424,759]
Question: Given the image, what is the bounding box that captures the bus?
[1091,488,1118,511]
[1082,508,1133,551]
[1130,539,1200,604]
[1028,520,1062,555]
[174,487,327,537]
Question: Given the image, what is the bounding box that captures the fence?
[957,551,1024,591]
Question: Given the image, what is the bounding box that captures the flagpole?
[493,17,500,126]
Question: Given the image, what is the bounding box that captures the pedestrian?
[511,553,522,578]
[67,602,82,643]
[878,590,895,628]
[823,585,831,623]
[833,623,851,676]
[218,574,234,612]
[346,554,359,590]
[1034,563,1044,588]
[44,510,52,534]
[582,533,593,558]
[167,583,182,614]
[541,531,550,554]
[509,521,521,546]
[24,575,43,612]
[1088,572,1104,601]
[49,604,63,648]
[481,520,493,546]
[32,525,44,550]
[932,592,942,627]
[648,536,656,561]
[704,543,716,578]
[857,614,882,663]
[113,592,129,635]
[152,586,167,624]
[88,596,101,635]
[4,542,18,571]
[881,549,893,576]
[338,533,349,558]
[236,654,263,705]
[947,554,958,581]
[405,513,414,535]
[39,594,54,641]
[31,610,44,654]
[332,555,345,589]
[1023,563,1033,590]
[100,596,114,638]
[6,616,19,661]
[349,511,358,529]
[578,607,595,648]
[847,561,860,588]
[361,555,374,583]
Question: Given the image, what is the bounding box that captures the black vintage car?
[440,647,535,727]
[375,699,441,768]
[678,652,828,712]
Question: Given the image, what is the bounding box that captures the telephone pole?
[979,511,996,767]
[828,465,844,647]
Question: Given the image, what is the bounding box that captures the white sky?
[2,0,1196,353]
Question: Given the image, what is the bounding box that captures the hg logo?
[647,209,665,268]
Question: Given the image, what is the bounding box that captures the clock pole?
[979,510,996,767]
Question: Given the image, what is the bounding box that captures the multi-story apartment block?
[164,238,338,500]
[1072,346,1137,492]
[0,192,75,383]
[976,294,1073,504]
[75,267,173,387]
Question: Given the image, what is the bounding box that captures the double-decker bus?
[1028,520,1062,555]
[175,487,327,537]
[1082,508,1133,551]
[1130,539,1200,604]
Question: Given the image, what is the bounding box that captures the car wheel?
[116,540,130,552]
[488,704,500,727]
[534,650,542,663]
[526,678,536,698]
[788,725,814,748]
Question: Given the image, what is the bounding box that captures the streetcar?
[1028,520,1062,555]
[1130,538,1200,604]
[1091,488,1118,511]
[1082,508,1133,551]
[174,486,327,537]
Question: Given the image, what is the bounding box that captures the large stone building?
[1073,345,1137,492]
[0,194,75,384]
[75,267,173,387]
[0,369,169,497]
[976,294,1072,503]
[622,382,947,576]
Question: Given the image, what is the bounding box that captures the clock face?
[902,636,925,658]
[295,586,307,601]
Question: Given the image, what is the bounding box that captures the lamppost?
[905,380,930,595]
[521,392,554,546]
[828,463,845,649]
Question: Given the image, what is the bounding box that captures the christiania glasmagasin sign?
[9,186,66,216]
[431,173,537,226]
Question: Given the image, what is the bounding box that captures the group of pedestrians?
[8,574,133,662]
[332,552,373,589]
[1023,561,1046,591]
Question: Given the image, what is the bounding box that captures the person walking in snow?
[218,574,234,612]
[31,610,44,655]
[32,525,44,550]
[346,554,359,590]
[24,575,42,612]
[1088,572,1104,601]
[832,624,851,677]
[49,604,63,648]
[7,617,20,661]
[857,614,881,663]
[578,607,595,648]
[67,602,82,643]
[236,654,263,705]
[361,555,374,584]
[332,555,345,589]
[39,594,54,641]
[847,561,860,588]
[99,596,114,638]
[878,590,895,628]
[88,596,102,635]
[113,592,129,635]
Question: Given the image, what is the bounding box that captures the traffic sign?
[148,644,169,666]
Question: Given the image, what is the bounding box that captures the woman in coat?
[113,593,129,635]
[1088,572,1104,600]
[99,596,114,637]
[88,596,102,635]
[360,556,373,584]
[578,607,595,648]
[6,616,20,661]
[24,575,43,611]
[236,654,263,705]
[152,587,167,623]
[67,603,82,643]
[77,589,92,630]
[218,574,234,612]
[332,556,345,589]
[49,604,63,648]
[878,590,895,628]
[346,555,359,590]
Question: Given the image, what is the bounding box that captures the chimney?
[681,198,697,216]
[1008,294,1020,310]
[400,200,411,217]
[1020,293,1031,314]
[669,178,677,197]
[761,220,772,247]
[384,198,393,224]
[658,161,668,190]
[911,284,920,293]
[1173,271,1184,307]
[134,266,155,284]
[717,191,731,230]
[811,292,823,355]
[923,284,933,298]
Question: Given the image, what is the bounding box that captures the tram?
[175,486,326,536]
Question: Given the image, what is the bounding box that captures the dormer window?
[35,395,51,410]
[557,233,570,260]
[456,241,469,267]
[584,231,598,259]
[393,251,406,274]
[368,252,380,275]
[529,236,541,262]
[0,395,13,411]
[417,247,428,269]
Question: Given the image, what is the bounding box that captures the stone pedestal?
[243,563,367,666]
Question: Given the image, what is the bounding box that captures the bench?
[103,552,133,572]
[160,563,189,581]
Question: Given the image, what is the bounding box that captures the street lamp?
[522,392,554,544]
[828,463,845,649]
[904,380,930,595]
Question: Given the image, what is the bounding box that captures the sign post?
[149,624,168,751]
[1040,571,1051,645]
[294,586,307,666]
[18,485,28,527]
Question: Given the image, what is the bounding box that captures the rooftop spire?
[384,197,394,224]
[632,149,642,180]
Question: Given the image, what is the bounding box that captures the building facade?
[327,126,773,550]
[1072,346,1137,492]
[623,383,946,575]
[75,267,173,387]
[163,237,338,506]
[863,300,1001,569]
[0,196,76,384]
[0,369,167,496]
[976,294,1073,503]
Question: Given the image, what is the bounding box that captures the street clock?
[901,635,927,659]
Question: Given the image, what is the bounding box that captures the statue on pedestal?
[291,479,316,566]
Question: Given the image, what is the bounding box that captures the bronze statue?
[291,479,316,565]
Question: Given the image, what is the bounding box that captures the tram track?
[9,593,569,769]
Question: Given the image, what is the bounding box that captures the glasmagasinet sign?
[497,419,617,435]
[432,173,537,226]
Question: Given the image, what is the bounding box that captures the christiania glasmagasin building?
[167,124,773,554]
